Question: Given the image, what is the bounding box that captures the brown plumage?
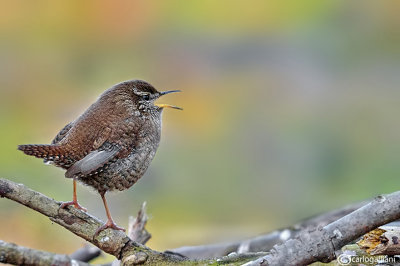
[18,80,181,233]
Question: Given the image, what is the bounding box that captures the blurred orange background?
[0,1,399,264]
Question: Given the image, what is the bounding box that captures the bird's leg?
[60,178,87,212]
[94,192,125,237]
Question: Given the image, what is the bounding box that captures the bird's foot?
[60,200,87,212]
[93,220,125,239]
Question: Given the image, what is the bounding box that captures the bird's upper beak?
[155,90,183,110]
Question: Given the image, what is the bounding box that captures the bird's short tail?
[18,144,67,160]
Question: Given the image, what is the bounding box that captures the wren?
[18,80,181,234]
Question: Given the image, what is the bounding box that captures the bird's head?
[113,80,182,115]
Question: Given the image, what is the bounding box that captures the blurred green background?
[0,0,399,263]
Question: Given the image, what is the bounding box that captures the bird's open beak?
[155,90,183,110]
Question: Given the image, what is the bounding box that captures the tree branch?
[170,200,366,259]
[0,240,89,266]
[244,193,400,265]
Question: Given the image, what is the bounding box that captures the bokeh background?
[1,0,399,263]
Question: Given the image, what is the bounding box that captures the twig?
[128,202,151,245]
[70,245,102,263]
[244,193,400,265]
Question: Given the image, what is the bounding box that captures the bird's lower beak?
[155,103,183,110]
[155,90,183,110]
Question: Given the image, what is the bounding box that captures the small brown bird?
[18,80,181,234]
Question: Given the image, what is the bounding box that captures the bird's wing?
[64,125,126,178]
[64,119,138,178]
[65,144,121,178]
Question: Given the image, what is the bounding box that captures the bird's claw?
[60,200,87,212]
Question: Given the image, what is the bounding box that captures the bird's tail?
[18,144,67,161]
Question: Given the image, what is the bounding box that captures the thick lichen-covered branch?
[0,178,186,265]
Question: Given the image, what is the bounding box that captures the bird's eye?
[142,94,150,101]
